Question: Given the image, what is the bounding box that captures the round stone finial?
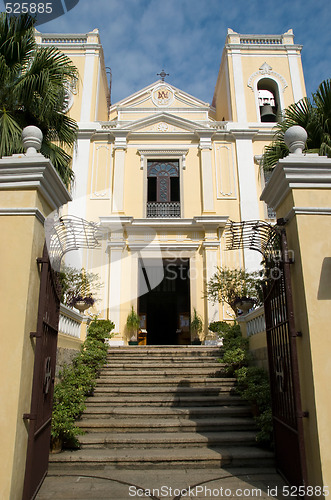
[284,125,307,155]
[22,126,43,155]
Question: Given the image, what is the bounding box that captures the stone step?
[102,361,225,369]
[77,416,256,433]
[49,446,274,470]
[78,431,257,449]
[85,394,245,407]
[81,405,251,419]
[98,369,226,378]
[94,377,236,387]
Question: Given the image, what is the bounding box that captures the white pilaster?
[198,132,215,212]
[287,50,305,103]
[233,130,261,271]
[112,132,128,213]
[108,242,126,333]
[231,49,247,123]
[80,49,97,122]
[203,242,220,323]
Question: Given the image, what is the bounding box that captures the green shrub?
[209,320,273,448]
[51,318,114,449]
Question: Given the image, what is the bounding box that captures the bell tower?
[212,28,306,124]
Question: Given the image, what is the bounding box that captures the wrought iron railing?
[147,202,180,218]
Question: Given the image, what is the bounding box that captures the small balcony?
[147,202,181,218]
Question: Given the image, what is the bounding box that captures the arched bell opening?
[257,78,281,123]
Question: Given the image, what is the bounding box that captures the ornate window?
[147,160,180,217]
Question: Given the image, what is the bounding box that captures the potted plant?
[126,306,140,345]
[206,266,263,316]
[190,308,203,345]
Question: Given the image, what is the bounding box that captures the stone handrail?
[59,303,84,339]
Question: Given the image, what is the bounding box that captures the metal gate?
[225,220,307,490]
[263,227,307,488]
[22,244,60,500]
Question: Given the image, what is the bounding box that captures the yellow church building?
[35,27,306,344]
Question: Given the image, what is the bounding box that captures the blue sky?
[39,0,330,106]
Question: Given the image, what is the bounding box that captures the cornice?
[260,155,331,210]
[0,207,45,224]
[284,207,331,223]
[0,155,72,211]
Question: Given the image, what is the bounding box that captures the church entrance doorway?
[138,259,190,345]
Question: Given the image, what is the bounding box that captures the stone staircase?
[49,346,274,470]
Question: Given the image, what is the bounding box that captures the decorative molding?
[137,149,189,170]
[214,142,237,199]
[0,207,45,224]
[247,63,288,92]
[90,144,111,199]
[260,155,331,210]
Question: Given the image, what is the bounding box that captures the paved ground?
[36,467,287,499]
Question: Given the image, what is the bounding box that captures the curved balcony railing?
[147,202,180,218]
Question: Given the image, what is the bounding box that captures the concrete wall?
[0,152,71,500]
[261,149,331,492]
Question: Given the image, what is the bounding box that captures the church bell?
[260,104,277,123]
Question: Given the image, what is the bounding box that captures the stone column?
[261,126,331,490]
[0,127,71,500]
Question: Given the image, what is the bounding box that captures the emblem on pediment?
[151,84,174,107]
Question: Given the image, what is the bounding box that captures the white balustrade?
[238,305,266,337]
[58,304,84,339]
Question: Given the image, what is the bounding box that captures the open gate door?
[225,220,308,492]
[263,228,308,489]
[22,244,60,500]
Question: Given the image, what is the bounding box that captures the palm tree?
[262,79,331,171]
[0,13,78,186]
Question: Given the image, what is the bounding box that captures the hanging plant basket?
[233,297,256,314]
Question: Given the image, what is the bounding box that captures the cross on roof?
[157,69,169,82]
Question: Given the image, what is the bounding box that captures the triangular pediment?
[110,80,210,111]
[117,112,210,134]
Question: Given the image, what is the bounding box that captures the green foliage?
[190,308,203,340]
[210,320,273,447]
[206,267,263,315]
[262,79,331,171]
[59,266,102,307]
[126,306,140,339]
[51,318,114,449]
[0,13,78,186]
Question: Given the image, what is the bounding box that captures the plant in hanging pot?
[69,294,95,313]
[59,266,102,313]
[190,308,204,345]
[126,306,140,345]
[206,266,263,316]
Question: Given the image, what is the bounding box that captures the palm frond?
[0,110,23,157]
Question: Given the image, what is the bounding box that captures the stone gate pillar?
[261,126,331,491]
[0,128,71,500]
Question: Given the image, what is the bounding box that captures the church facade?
[35,28,306,343]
